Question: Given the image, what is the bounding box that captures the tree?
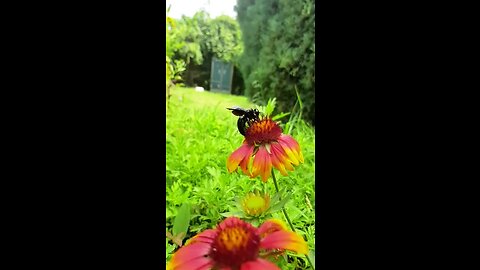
[205,15,243,63]
[170,15,204,66]
[236,0,315,124]
[169,12,244,91]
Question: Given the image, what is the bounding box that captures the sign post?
[210,57,233,93]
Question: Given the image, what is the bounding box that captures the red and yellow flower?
[166,216,308,270]
[227,117,304,182]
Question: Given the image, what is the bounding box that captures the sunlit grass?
[166,86,315,269]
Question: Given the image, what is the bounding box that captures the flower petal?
[260,230,308,255]
[187,229,217,245]
[250,149,263,179]
[240,258,280,270]
[277,141,300,166]
[278,134,300,151]
[270,143,295,172]
[257,219,288,237]
[298,149,304,163]
[262,155,272,182]
[238,145,254,176]
[269,144,289,176]
[227,143,254,173]
[167,242,213,270]
[251,146,271,182]
[278,135,304,164]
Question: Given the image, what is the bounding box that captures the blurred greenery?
[168,11,244,91]
[166,7,186,108]
[236,0,316,125]
[166,0,315,125]
[166,87,315,269]
[168,0,315,125]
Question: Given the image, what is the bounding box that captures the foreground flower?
[241,192,270,217]
[167,216,308,270]
[227,117,304,182]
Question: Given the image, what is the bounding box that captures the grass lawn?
[166,87,316,269]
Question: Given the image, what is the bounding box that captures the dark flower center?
[210,218,260,268]
[245,118,282,145]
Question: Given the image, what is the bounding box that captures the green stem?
[271,169,315,269]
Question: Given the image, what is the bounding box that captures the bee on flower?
[226,107,304,182]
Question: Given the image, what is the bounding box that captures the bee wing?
[227,106,246,116]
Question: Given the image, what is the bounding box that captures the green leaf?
[234,197,243,208]
[166,231,185,247]
[172,203,191,237]
[267,192,292,213]
[294,85,303,109]
[166,207,173,219]
[269,187,287,205]
[270,193,281,205]
[288,204,309,220]
[272,112,290,121]
[264,98,276,116]
[308,250,316,269]
[220,211,245,218]
[206,166,220,179]
[166,239,175,260]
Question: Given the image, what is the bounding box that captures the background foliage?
[236,0,316,125]
[166,7,187,106]
[168,11,244,91]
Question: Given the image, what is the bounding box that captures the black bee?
[227,106,260,136]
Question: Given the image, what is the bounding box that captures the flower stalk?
[271,169,315,269]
